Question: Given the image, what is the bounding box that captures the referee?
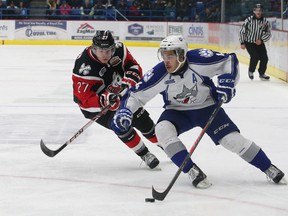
[239,4,271,80]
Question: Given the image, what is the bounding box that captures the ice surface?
[0,45,288,216]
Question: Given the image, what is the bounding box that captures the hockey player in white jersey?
[111,35,287,188]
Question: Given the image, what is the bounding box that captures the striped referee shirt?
[239,15,271,44]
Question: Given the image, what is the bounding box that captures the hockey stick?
[152,99,224,201]
[40,105,110,157]
[40,90,126,157]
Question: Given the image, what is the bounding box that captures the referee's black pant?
[245,42,268,75]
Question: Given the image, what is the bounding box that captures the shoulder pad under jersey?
[187,49,229,64]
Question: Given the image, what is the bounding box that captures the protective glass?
[157,49,177,61]
[93,46,115,58]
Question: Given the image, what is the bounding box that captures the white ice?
[0,45,288,216]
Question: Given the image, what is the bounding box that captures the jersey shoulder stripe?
[132,62,167,93]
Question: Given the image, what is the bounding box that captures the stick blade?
[152,186,168,201]
[40,139,56,157]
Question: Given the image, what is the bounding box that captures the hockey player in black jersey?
[72,30,159,169]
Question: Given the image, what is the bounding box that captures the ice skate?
[265,164,287,184]
[188,164,212,189]
[259,74,270,80]
[248,71,254,80]
[141,152,160,169]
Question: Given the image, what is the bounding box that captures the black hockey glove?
[122,71,141,89]
[99,92,120,111]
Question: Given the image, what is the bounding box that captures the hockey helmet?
[159,35,188,59]
[158,35,188,73]
[92,30,115,50]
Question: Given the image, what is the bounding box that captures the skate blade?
[139,162,162,171]
[196,179,212,189]
[279,177,288,185]
[151,164,162,171]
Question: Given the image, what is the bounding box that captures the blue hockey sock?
[171,150,193,173]
[249,149,271,172]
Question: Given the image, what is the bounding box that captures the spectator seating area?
[0,0,221,22]
[0,0,287,21]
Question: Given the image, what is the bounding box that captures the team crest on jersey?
[107,72,122,93]
[79,63,91,75]
[199,49,214,58]
[143,69,154,82]
[109,56,121,67]
[99,67,107,77]
[173,84,198,104]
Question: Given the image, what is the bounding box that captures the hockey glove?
[99,92,120,111]
[122,71,141,90]
[111,108,133,134]
[216,77,236,103]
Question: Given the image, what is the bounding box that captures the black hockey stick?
[40,105,110,157]
[152,99,223,201]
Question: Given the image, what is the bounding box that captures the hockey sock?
[146,135,158,143]
[117,128,148,156]
[249,149,271,172]
[171,150,193,173]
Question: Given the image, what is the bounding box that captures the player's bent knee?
[155,120,186,158]
[219,132,260,162]
[155,120,179,149]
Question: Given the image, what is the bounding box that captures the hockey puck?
[145,198,155,203]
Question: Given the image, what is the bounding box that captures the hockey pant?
[245,42,268,75]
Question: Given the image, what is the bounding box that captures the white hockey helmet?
[158,35,188,73]
[159,35,188,59]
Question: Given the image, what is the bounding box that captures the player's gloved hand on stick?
[122,72,138,89]
[216,76,236,103]
[111,108,133,134]
[99,92,120,111]
[121,71,141,92]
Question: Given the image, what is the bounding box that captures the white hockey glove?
[111,108,133,134]
[216,76,236,103]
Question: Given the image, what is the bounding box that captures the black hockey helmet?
[92,30,115,49]
[254,4,263,11]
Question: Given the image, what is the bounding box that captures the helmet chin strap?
[171,55,186,73]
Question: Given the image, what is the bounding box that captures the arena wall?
[1,20,287,82]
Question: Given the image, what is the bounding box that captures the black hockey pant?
[81,107,156,141]
[245,42,268,75]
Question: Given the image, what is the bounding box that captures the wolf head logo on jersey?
[173,84,198,104]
